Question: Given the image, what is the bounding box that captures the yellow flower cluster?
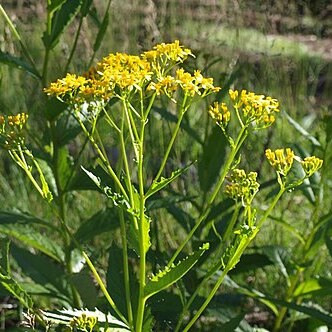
[45,41,220,103]
[142,40,193,68]
[225,169,260,206]
[266,148,323,181]
[0,113,29,148]
[208,102,231,127]
[265,148,294,176]
[229,89,279,128]
[301,156,323,177]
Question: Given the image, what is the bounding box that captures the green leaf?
[0,51,40,78]
[263,297,332,326]
[71,270,98,308]
[144,243,209,299]
[0,217,63,262]
[293,278,332,298]
[11,245,70,301]
[81,166,129,208]
[55,146,73,191]
[68,164,114,191]
[0,238,10,272]
[283,110,321,147]
[325,216,332,258]
[0,270,34,309]
[198,126,227,193]
[74,207,120,243]
[93,3,110,53]
[146,161,195,199]
[80,0,93,16]
[229,253,272,275]
[48,0,68,13]
[43,0,82,50]
[107,245,139,317]
[44,97,68,121]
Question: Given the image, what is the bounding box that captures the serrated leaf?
[43,0,82,50]
[146,161,195,199]
[144,243,209,299]
[0,51,40,78]
[0,222,63,262]
[81,166,130,208]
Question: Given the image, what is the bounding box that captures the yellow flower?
[225,169,260,206]
[229,89,279,128]
[142,40,193,66]
[301,156,323,177]
[265,148,295,176]
[44,74,88,98]
[208,102,230,127]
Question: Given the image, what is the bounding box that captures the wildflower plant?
[0,39,324,331]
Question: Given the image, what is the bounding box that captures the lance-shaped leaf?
[43,0,82,50]
[0,215,63,262]
[144,243,209,299]
[146,161,196,199]
[0,51,40,78]
[0,270,34,309]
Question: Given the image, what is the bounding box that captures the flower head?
[265,148,295,176]
[230,89,279,128]
[208,102,231,128]
[225,169,260,206]
[301,156,323,177]
[0,113,29,149]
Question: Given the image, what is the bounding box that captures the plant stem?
[135,114,148,332]
[168,126,248,267]
[152,95,188,185]
[82,251,129,326]
[119,210,134,327]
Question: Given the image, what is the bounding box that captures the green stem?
[76,115,128,200]
[152,94,188,185]
[119,210,134,327]
[82,251,129,326]
[135,112,148,332]
[0,5,39,76]
[168,126,248,267]
[63,14,84,75]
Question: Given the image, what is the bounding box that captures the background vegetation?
[0,0,331,331]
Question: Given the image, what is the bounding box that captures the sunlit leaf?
[144,243,209,299]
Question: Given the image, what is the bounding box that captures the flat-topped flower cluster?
[44,41,220,103]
